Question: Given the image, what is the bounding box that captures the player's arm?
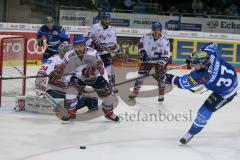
[165,71,203,90]
[158,38,170,66]
[85,25,101,49]
[137,36,148,62]
[35,58,56,94]
[38,59,56,76]
[36,26,45,46]
[38,58,64,82]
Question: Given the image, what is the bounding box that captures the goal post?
[0,35,27,107]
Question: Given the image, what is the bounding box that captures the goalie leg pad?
[15,96,64,115]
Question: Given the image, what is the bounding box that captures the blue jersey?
[173,44,238,99]
[37,25,68,52]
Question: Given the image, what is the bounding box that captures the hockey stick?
[44,93,68,114]
[113,64,187,87]
[0,72,76,80]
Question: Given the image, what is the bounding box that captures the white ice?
[0,67,240,160]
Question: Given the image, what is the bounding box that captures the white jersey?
[86,23,117,47]
[138,33,170,65]
[63,47,106,82]
[38,55,67,93]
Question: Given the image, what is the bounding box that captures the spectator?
[133,0,147,13]
[205,0,214,14]
[95,0,111,10]
[168,5,179,15]
[227,3,239,16]
[192,0,203,13]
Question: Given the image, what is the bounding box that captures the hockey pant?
[189,92,237,135]
[132,63,166,96]
[66,75,114,115]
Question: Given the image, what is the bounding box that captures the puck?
[80,146,86,149]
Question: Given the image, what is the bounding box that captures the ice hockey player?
[128,22,170,102]
[164,43,238,144]
[36,41,98,112]
[85,11,119,93]
[36,16,69,63]
[54,36,119,122]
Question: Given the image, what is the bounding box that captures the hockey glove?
[186,56,192,69]
[139,50,148,62]
[49,64,64,82]
[36,38,44,47]
[92,39,102,50]
[164,73,175,84]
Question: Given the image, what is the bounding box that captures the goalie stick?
[34,76,68,115]
[0,72,76,80]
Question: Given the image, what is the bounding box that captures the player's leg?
[76,96,98,111]
[154,64,167,102]
[128,63,152,99]
[180,92,237,144]
[92,76,119,122]
[106,65,118,94]
[62,84,79,121]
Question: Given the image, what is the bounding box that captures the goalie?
[36,41,98,112]
[15,42,98,114]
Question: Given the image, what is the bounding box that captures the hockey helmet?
[152,22,162,30]
[100,12,111,19]
[45,16,54,23]
[73,36,86,46]
[58,41,70,54]
[191,50,210,66]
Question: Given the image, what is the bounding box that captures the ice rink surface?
[0,67,240,160]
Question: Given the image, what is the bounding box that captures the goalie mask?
[58,41,70,58]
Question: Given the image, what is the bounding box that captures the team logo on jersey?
[52,31,59,35]
[47,60,52,64]
[188,76,198,85]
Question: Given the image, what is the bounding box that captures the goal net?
[0,35,27,107]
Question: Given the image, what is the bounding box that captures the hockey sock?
[66,95,78,114]
[133,77,144,93]
[188,105,213,135]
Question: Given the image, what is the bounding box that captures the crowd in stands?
[57,0,240,17]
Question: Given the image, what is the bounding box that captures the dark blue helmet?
[73,35,86,46]
[45,16,54,23]
[152,22,162,30]
[100,12,111,19]
[59,32,70,42]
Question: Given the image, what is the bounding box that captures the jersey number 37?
[216,65,234,87]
